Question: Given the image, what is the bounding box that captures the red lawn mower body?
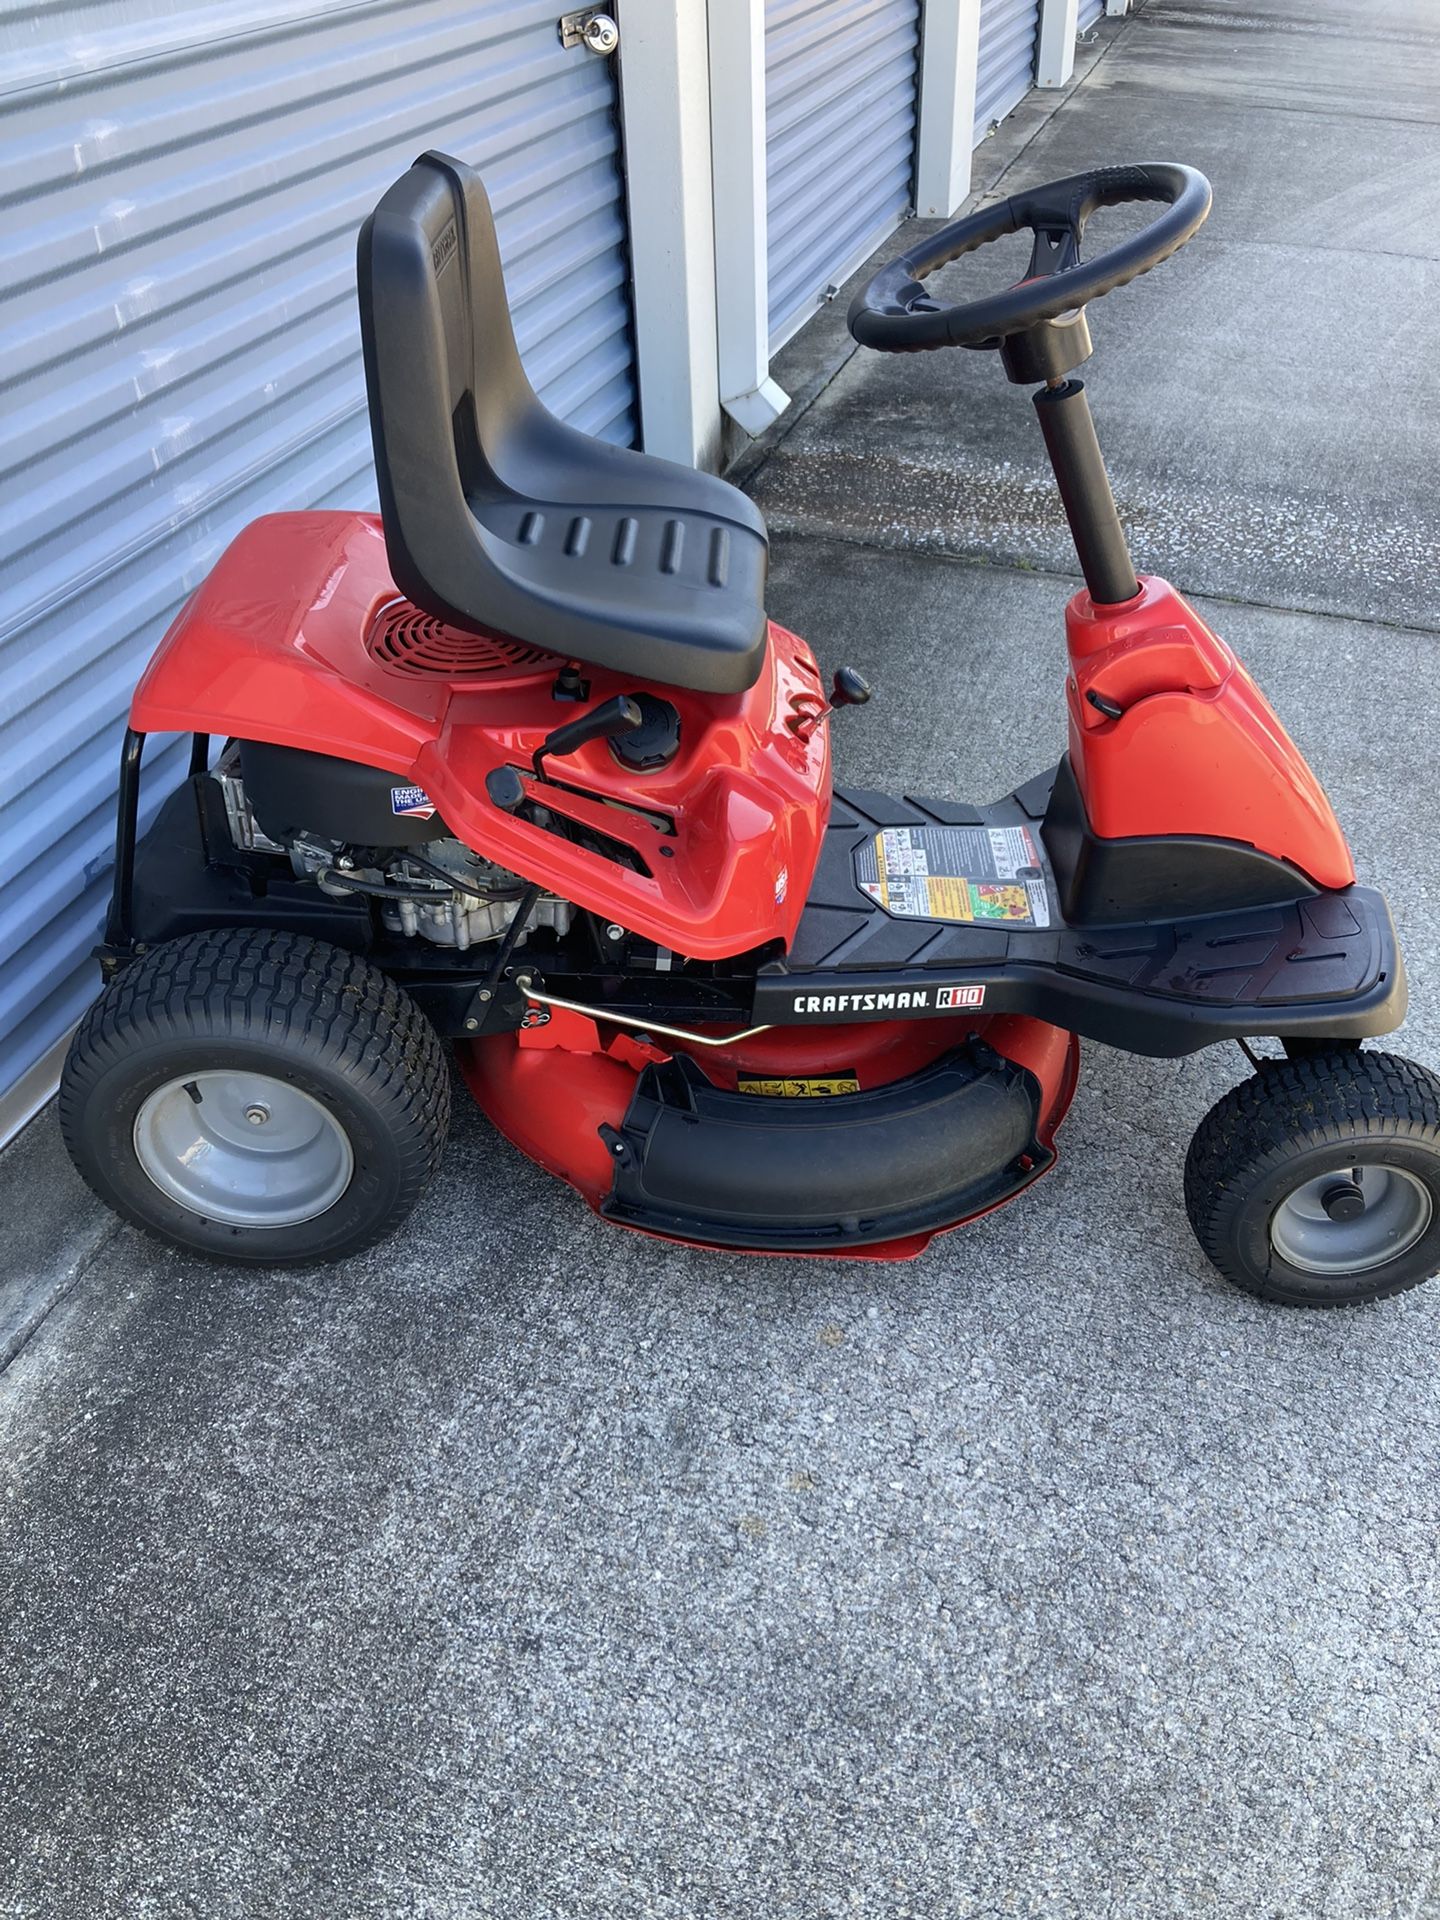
[132,507,1083,1257]
[128,496,1354,1256]
[68,152,1429,1302]
[132,511,830,962]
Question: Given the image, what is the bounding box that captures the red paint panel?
[1064,575,1354,889]
[131,512,831,959]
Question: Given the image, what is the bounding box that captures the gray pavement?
[754,0,1440,633]
[4,3,1440,1916]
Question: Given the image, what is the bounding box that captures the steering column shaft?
[1032,379,1139,607]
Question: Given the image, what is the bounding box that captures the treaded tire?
[1184,1048,1440,1306]
[60,930,450,1265]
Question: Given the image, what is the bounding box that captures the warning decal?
[855,823,1050,927]
[736,1072,861,1098]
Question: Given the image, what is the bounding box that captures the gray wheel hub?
[133,1071,353,1228]
[1269,1163,1433,1276]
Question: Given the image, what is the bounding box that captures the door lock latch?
[558,9,619,54]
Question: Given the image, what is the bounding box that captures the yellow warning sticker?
[855,822,1050,927]
[736,1073,861,1098]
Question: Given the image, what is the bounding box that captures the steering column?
[848,163,1212,607]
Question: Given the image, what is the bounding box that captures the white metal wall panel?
[974,0,1040,141]
[1078,0,1104,30]
[0,0,637,1121]
[765,0,921,351]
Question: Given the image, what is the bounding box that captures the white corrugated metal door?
[765,0,921,351]
[0,1,637,1128]
[1078,0,1104,30]
[974,0,1041,142]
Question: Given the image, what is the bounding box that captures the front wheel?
[1184,1049,1440,1306]
[60,930,451,1265]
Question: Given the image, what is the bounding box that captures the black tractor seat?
[358,152,770,696]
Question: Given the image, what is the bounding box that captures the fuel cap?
[610,693,681,772]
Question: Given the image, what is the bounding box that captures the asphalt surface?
[754,0,1440,634]
[4,3,1440,1915]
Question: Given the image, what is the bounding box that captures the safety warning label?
[736,1072,861,1098]
[855,822,1050,927]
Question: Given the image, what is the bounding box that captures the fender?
[1064,576,1354,889]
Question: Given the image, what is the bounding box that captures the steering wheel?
[849,163,1212,353]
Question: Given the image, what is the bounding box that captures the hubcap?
[133,1071,353,1228]
[1269,1163,1433,1276]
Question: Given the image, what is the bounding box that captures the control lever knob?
[534,695,644,774]
[830,667,872,708]
[485,766,527,813]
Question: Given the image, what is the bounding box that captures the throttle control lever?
[533,695,644,777]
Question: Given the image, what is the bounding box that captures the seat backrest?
[357,151,539,608]
[357,153,771,691]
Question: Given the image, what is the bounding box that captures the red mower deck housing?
[460,1007,1080,1260]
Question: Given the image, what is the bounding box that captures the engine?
[214,745,573,951]
[290,833,573,951]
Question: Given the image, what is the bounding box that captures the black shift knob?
[831,667,872,708]
[534,694,644,773]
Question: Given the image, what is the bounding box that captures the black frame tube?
[1032,379,1139,606]
[481,884,543,991]
[106,728,145,947]
[463,883,544,1031]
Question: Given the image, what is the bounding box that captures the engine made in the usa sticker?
[855,823,1050,927]
[390,784,437,821]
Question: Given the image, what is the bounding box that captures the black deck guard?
[599,1042,1050,1252]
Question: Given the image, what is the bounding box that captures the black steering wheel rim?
[848,162,1212,353]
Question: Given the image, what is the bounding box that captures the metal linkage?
[514,973,772,1049]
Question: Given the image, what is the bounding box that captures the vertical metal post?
[914,0,984,217]
[614,0,725,468]
[1036,0,1079,87]
[708,0,790,432]
[106,729,145,947]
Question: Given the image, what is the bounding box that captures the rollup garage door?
[974,0,1041,141]
[0,0,638,1134]
[765,0,922,350]
[1078,0,1104,31]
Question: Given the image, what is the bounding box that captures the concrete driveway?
[4,3,1439,1915]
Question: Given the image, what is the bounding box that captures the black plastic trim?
[763,785,1406,1057]
[1041,755,1318,924]
[601,1045,1050,1251]
[108,766,1408,1063]
[105,727,145,948]
[116,777,374,961]
[240,740,447,847]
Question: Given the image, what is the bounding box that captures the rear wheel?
[61,930,450,1265]
[1184,1049,1440,1306]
